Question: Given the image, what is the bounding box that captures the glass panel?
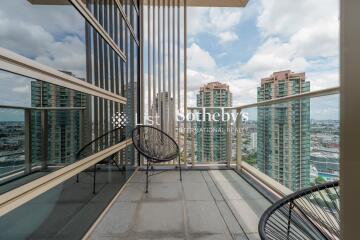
[0,0,87,79]
[86,0,124,51]
[240,93,339,191]
[0,109,25,176]
[0,145,135,239]
[0,70,131,194]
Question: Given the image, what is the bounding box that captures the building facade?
[257,70,311,190]
[196,82,232,163]
[31,78,86,166]
[151,92,176,137]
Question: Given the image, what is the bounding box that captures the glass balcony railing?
[185,87,340,193]
[0,70,133,194]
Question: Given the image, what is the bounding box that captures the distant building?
[31,76,85,165]
[311,149,339,181]
[196,82,232,163]
[151,92,176,137]
[257,70,311,191]
[250,132,257,151]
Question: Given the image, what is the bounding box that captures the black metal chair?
[259,181,340,240]
[132,125,182,193]
[75,127,125,194]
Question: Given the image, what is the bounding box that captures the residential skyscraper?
[196,82,232,163]
[31,77,86,166]
[257,70,311,191]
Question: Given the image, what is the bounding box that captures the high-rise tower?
[257,70,310,190]
[196,82,232,163]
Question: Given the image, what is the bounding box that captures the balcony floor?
[90,170,270,240]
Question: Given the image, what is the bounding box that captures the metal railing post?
[226,109,232,168]
[41,109,48,170]
[236,108,242,170]
[24,109,32,174]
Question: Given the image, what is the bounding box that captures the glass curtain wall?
[0,0,140,238]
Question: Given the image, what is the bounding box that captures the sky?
[185,0,340,120]
[0,0,340,121]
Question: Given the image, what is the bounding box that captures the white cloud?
[188,43,216,71]
[218,31,239,44]
[242,38,309,79]
[241,0,340,90]
[257,0,339,38]
[0,2,86,78]
[307,71,339,91]
[12,85,30,93]
[188,7,242,45]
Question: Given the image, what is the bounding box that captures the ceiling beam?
[29,0,249,8]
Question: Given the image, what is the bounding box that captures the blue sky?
[186,0,340,119]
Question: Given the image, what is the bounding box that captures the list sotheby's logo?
[112,112,128,128]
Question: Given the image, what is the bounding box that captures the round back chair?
[132,125,182,192]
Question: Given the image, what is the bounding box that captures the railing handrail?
[76,127,125,160]
[187,86,340,110]
[0,105,86,110]
[259,180,339,240]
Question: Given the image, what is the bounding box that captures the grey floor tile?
[182,182,213,201]
[143,182,182,201]
[117,182,145,202]
[186,201,230,236]
[92,202,137,237]
[135,201,183,233]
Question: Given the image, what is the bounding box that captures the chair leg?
[146,161,149,193]
[93,164,97,194]
[76,174,79,183]
[179,156,182,182]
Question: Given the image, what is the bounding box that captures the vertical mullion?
[99,0,105,136]
[115,1,120,96]
[114,0,120,153]
[94,1,99,139]
[137,0,142,165]
[177,0,180,145]
[147,0,151,117]
[162,0,166,132]
[158,0,161,128]
[172,0,175,137]
[167,0,171,134]
[104,0,109,135]
[183,0,187,164]
[85,0,93,144]
[152,0,156,118]
[110,0,115,137]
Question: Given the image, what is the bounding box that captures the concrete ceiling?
[29,0,249,8]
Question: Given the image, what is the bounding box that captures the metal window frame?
[70,0,127,61]
[115,0,140,46]
[0,48,126,104]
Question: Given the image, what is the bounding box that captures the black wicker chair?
[132,125,182,193]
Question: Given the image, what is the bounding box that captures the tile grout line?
[180,177,190,240]
[205,170,251,240]
[201,171,236,240]
[82,167,140,240]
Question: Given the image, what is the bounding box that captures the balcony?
[1,0,359,238]
[89,170,271,240]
